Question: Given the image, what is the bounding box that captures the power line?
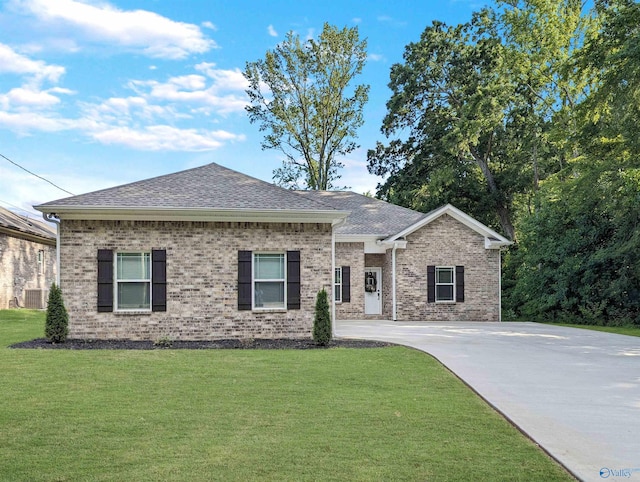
[1,152,75,196]
[0,198,35,213]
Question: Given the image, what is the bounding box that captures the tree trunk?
[471,147,516,240]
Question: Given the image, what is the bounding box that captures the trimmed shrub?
[45,283,69,343]
[313,289,331,346]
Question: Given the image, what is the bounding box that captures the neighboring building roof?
[0,206,56,245]
[35,162,346,224]
[294,190,426,237]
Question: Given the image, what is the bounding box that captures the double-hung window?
[37,250,44,274]
[253,253,285,309]
[116,252,151,310]
[334,267,343,303]
[435,266,455,302]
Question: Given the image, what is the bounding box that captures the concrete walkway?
[336,321,640,482]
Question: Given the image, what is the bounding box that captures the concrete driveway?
[336,321,640,482]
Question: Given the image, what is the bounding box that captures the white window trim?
[435,266,455,303]
[114,251,152,312]
[252,252,287,311]
[334,267,342,303]
[37,250,44,275]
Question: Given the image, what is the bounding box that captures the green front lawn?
[0,310,572,481]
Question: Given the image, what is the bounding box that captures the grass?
[546,323,640,338]
[0,310,573,481]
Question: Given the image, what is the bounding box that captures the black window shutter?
[287,250,301,310]
[427,265,436,303]
[152,250,167,312]
[97,249,113,312]
[456,266,465,302]
[238,250,252,310]
[341,266,351,303]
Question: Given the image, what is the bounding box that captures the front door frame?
[364,267,382,315]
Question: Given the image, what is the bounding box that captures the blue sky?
[0,0,485,217]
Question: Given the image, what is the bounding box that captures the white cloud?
[0,42,65,84]
[368,53,384,62]
[305,28,315,41]
[202,21,217,31]
[340,154,382,195]
[15,0,216,59]
[128,68,249,115]
[195,63,248,91]
[91,125,245,151]
[0,87,63,108]
[0,110,71,132]
[268,24,278,37]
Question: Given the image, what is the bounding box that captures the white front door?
[364,267,382,315]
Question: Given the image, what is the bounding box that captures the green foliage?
[313,289,331,345]
[503,0,640,326]
[372,0,638,326]
[244,23,369,190]
[504,162,640,325]
[153,336,173,348]
[44,283,69,343]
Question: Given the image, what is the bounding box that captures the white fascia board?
[385,204,512,248]
[485,238,513,249]
[335,234,389,253]
[34,206,349,224]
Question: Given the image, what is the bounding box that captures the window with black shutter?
[152,250,167,312]
[427,265,465,303]
[341,266,351,303]
[97,249,113,312]
[238,250,301,310]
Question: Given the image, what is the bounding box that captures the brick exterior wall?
[334,242,365,320]
[395,214,500,321]
[59,220,333,340]
[0,233,56,309]
[335,214,501,322]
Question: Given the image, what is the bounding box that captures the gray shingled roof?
[36,162,336,212]
[295,191,426,237]
[0,207,55,240]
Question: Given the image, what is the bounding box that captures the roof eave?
[0,226,56,246]
[34,205,349,224]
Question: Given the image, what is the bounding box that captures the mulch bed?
[10,338,392,350]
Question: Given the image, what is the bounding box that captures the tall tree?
[244,23,369,190]
[368,2,594,239]
[368,13,524,239]
[504,0,640,325]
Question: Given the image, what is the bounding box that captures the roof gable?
[385,204,512,248]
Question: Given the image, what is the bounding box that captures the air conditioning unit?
[24,289,47,309]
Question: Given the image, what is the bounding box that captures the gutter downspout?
[498,248,502,322]
[392,242,398,321]
[43,213,60,286]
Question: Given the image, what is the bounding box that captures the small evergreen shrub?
[313,289,332,346]
[45,283,69,343]
[153,336,173,348]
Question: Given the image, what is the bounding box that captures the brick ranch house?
[0,207,57,309]
[35,162,511,340]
